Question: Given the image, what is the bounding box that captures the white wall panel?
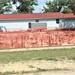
[0,21,28,30]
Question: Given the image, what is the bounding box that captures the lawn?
[0,48,75,63]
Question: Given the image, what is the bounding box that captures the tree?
[43,0,59,12]
[68,0,75,14]
[16,0,38,13]
[62,8,73,13]
[0,0,38,14]
[43,0,75,14]
[0,0,12,14]
[43,0,65,12]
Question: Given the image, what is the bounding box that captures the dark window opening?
[56,19,59,24]
[29,23,31,28]
[36,19,39,22]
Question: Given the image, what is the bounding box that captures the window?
[56,19,59,24]
[36,19,39,22]
[29,23,31,28]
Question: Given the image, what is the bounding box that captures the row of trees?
[43,0,75,14]
[0,0,75,14]
[0,0,38,14]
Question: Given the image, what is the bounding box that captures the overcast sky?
[33,0,46,13]
[33,0,51,13]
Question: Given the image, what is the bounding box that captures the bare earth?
[0,60,75,75]
[22,71,75,75]
[0,46,75,75]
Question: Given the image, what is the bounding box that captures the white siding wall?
[0,22,28,29]
[0,18,63,31]
[37,19,60,29]
[0,21,28,31]
[47,20,59,29]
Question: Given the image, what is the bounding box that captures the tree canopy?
[43,0,75,14]
[0,0,12,14]
[17,0,38,13]
[0,0,38,14]
[0,0,75,14]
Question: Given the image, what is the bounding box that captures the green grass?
[0,48,75,63]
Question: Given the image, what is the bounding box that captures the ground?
[0,60,75,75]
[0,46,75,75]
[21,71,75,75]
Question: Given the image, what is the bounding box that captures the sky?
[33,0,47,13]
